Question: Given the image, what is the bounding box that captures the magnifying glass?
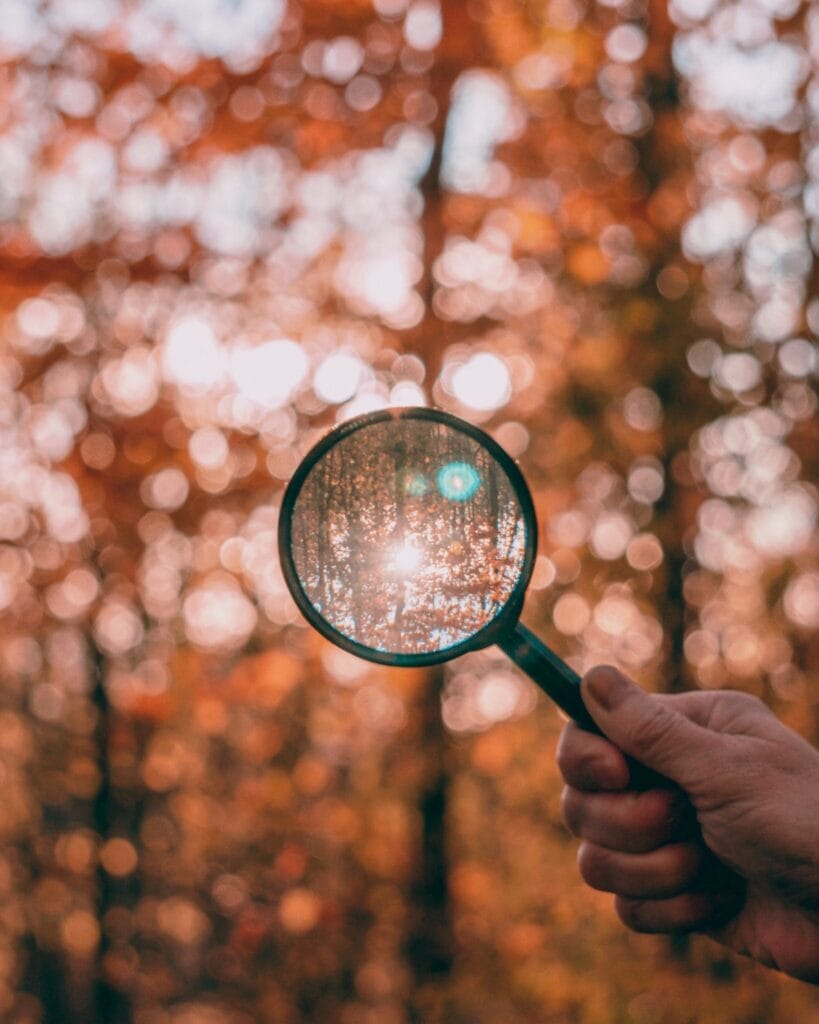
[278,406,602,734]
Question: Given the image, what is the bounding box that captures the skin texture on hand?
[556,665,819,985]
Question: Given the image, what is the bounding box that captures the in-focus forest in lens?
[0,1,817,1021]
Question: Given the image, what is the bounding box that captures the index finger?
[556,720,630,791]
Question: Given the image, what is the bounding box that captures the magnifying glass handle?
[499,621,666,789]
[498,621,601,734]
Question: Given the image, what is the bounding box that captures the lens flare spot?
[402,470,428,496]
[437,462,481,501]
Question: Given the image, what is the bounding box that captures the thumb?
[581,666,714,790]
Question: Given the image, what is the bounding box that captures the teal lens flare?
[436,461,481,501]
[402,470,429,497]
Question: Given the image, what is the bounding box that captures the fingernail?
[584,667,629,711]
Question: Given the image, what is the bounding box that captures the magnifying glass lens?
[286,414,529,657]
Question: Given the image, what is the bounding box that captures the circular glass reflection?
[285,412,531,657]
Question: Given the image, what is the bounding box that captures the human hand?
[556,665,819,984]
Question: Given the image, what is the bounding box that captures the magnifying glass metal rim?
[277,406,539,668]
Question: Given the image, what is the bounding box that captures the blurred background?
[0,0,817,1021]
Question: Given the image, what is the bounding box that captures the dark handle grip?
[498,621,601,734]
[498,621,665,789]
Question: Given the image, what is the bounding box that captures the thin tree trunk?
[406,665,452,1020]
[91,644,131,1024]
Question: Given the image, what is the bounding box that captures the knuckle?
[555,730,579,779]
[577,842,610,891]
[556,727,615,790]
[631,788,677,841]
[651,786,681,823]
[715,690,772,727]
[667,842,701,885]
[676,892,713,930]
[722,690,764,715]
[729,690,763,710]
[560,786,582,835]
[681,840,705,873]
[614,896,647,932]
[615,891,716,935]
